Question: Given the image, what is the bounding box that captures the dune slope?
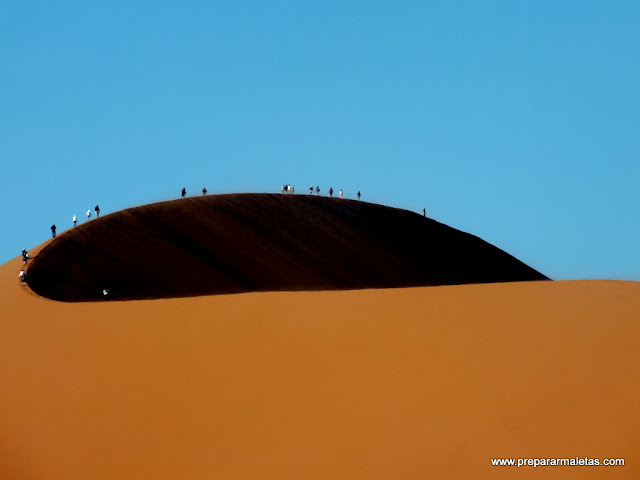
[0,254,638,479]
[26,193,547,301]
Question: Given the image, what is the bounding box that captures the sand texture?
[1,195,637,479]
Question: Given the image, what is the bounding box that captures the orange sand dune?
[1,252,638,479]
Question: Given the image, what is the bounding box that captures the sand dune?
[1,259,638,478]
[25,194,546,302]
[1,195,637,479]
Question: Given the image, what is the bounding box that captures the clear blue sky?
[1,0,638,280]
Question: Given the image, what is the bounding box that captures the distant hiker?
[22,249,29,265]
[181,187,186,197]
[357,191,361,200]
[73,214,77,227]
[202,187,207,195]
[19,270,27,286]
[339,189,343,199]
[315,186,320,195]
[422,208,426,217]
[86,209,91,221]
[51,225,56,238]
[309,185,313,195]
[95,205,100,218]
[103,288,110,301]
[329,187,333,197]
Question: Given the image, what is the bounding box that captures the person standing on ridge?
[181,187,186,197]
[339,189,343,198]
[73,214,77,227]
[357,191,361,200]
[422,208,426,217]
[95,205,100,218]
[202,187,207,195]
[309,185,313,195]
[19,270,27,286]
[51,225,57,238]
[329,187,333,197]
[315,186,320,195]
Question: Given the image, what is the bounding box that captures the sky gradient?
[1,0,638,280]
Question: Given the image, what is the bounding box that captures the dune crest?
[25,193,547,302]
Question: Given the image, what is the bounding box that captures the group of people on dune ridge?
[283,185,361,200]
[21,205,102,291]
[181,187,209,197]
[50,205,101,239]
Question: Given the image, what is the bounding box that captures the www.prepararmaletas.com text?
[491,457,625,468]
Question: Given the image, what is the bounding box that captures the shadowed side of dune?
[26,193,547,301]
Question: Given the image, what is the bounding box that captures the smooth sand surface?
[1,254,638,479]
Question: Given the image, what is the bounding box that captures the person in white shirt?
[19,270,26,286]
[339,189,344,198]
[73,214,77,227]
[86,210,91,221]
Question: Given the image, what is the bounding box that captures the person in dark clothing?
[51,225,56,238]
[202,187,207,195]
[181,188,186,197]
[357,191,361,200]
[95,205,100,218]
[329,187,333,197]
[315,186,320,195]
[422,208,426,217]
[22,249,29,265]
[19,270,27,286]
